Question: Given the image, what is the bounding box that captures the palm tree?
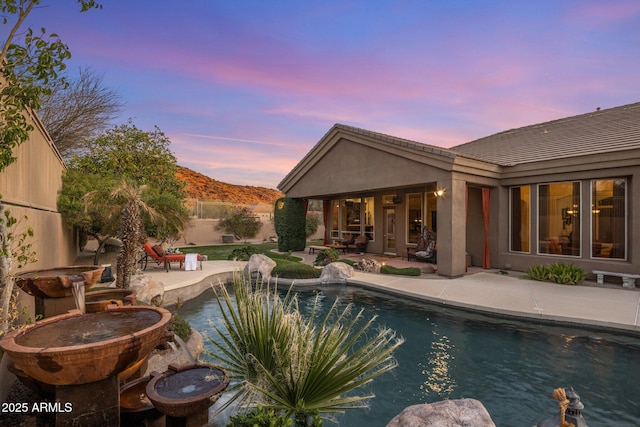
[206,275,404,425]
[110,182,153,288]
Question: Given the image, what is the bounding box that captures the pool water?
[180,284,640,426]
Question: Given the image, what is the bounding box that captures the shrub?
[525,263,585,285]
[217,207,263,242]
[380,265,421,276]
[274,197,306,252]
[313,248,340,266]
[228,245,262,261]
[547,262,585,285]
[525,264,549,281]
[272,260,322,279]
[229,406,294,427]
[169,312,192,342]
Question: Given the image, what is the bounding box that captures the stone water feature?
[146,363,229,427]
[15,265,104,318]
[0,305,172,426]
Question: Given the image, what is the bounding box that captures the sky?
[19,0,640,189]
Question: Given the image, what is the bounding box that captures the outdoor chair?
[140,242,202,272]
[407,227,437,263]
[348,235,369,253]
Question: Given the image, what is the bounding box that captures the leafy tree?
[38,67,124,160]
[216,206,262,242]
[0,0,100,332]
[0,0,101,170]
[58,121,188,264]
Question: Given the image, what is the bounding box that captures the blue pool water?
[179,284,640,426]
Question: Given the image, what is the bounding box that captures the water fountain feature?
[146,363,229,427]
[0,304,172,425]
[84,288,137,313]
[15,265,104,318]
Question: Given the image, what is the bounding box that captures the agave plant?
[205,274,403,425]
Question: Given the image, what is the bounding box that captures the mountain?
[176,166,284,204]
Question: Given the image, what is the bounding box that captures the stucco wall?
[0,110,77,271]
[180,217,324,246]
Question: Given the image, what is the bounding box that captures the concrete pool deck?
[142,254,640,335]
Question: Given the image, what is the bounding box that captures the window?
[407,193,423,244]
[591,179,626,259]
[363,197,374,241]
[330,200,339,239]
[538,182,580,256]
[510,186,530,252]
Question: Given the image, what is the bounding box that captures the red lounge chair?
[140,242,202,272]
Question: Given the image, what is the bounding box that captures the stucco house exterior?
[278,102,640,278]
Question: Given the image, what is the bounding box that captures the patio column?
[436,178,467,278]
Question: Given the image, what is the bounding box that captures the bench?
[308,245,328,254]
[592,270,640,289]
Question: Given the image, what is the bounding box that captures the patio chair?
[140,242,202,272]
[407,227,437,263]
[348,235,369,253]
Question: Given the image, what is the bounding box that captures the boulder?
[244,254,277,279]
[353,258,381,273]
[320,262,355,283]
[129,275,165,306]
[386,399,496,427]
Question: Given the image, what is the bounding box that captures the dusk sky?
[23,1,640,188]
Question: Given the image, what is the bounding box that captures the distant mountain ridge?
[176,166,283,204]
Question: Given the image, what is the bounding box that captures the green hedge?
[274,197,306,252]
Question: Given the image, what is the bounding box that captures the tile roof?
[449,102,640,166]
[332,123,457,159]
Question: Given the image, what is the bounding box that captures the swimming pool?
[179,284,640,426]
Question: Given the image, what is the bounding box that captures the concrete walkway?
[142,253,640,335]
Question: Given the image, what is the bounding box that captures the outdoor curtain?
[482,187,491,269]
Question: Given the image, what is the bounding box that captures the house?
[278,102,640,278]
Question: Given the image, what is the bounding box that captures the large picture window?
[510,186,530,252]
[592,179,626,259]
[330,197,375,241]
[538,182,580,256]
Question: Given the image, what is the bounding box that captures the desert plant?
[313,248,340,267]
[217,207,263,242]
[525,264,550,281]
[205,275,403,424]
[525,263,585,285]
[547,262,585,285]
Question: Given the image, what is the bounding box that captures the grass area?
[179,241,422,278]
[380,265,421,276]
[179,242,278,260]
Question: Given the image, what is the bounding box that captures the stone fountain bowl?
[0,305,171,385]
[15,265,105,298]
[85,288,137,313]
[146,363,230,418]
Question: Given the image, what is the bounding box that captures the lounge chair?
[140,242,202,272]
[348,235,369,253]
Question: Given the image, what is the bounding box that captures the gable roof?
[278,123,463,192]
[450,102,640,166]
